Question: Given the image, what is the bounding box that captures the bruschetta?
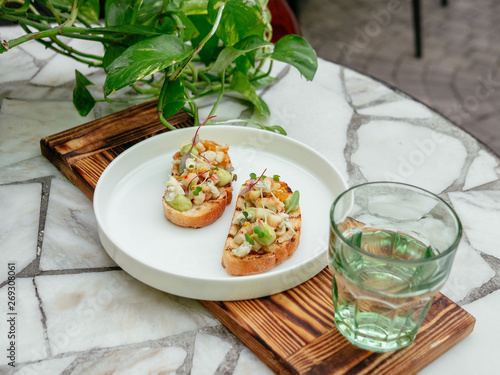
[162,120,235,228]
[222,171,301,275]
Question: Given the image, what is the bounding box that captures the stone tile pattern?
[298,0,500,156]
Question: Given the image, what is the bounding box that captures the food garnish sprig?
[179,115,216,174]
[240,169,267,195]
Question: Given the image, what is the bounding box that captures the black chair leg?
[412,0,422,58]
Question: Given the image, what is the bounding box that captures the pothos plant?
[0,0,318,134]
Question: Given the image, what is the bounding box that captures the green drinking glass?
[329,182,462,352]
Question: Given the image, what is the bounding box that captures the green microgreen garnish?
[241,169,267,195]
[185,170,209,194]
[192,186,203,196]
[253,225,265,238]
[273,174,280,181]
[245,233,255,245]
[243,211,249,219]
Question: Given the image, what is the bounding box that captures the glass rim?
[330,181,463,264]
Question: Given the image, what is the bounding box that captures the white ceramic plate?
[94,126,347,300]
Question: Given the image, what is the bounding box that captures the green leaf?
[264,125,287,135]
[189,14,220,66]
[99,26,165,70]
[105,0,135,27]
[105,0,168,29]
[181,0,210,15]
[229,71,270,117]
[245,233,255,245]
[251,75,277,90]
[136,0,164,25]
[212,35,272,73]
[170,11,199,41]
[161,78,187,118]
[104,35,192,96]
[93,25,164,37]
[208,0,265,47]
[102,45,127,72]
[73,70,95,116]
[285,190,300,213]
[78,0,101,24]
[270,35,318,81]
[233,55,253,76]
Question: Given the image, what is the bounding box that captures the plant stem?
[50,2,93,27]
[159,0,168,25]
[131,84,160,95]
[170,12,185,39]
[130,0,141,25]
[184,86,199,125]
[208,69,226,118]
[183,79,198,96]
[170,0,226,82]
[189,101,198,125]
[40,0,62,24]
[1,0,30,12]
[60,0,78,28]
[0,16,118,53]
[20,12,59,24]
[158,111,176,130]
[50,39,104,61]
[95,96,156,103]
[188,62,198,83]
[213,118,286,134]
[157,78,176,130]
[16,23,102,66]
[250,60,273,81]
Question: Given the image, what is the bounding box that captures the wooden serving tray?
[40,101,475,374]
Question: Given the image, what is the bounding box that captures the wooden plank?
[40,100,193,200]
[40,102,476,374]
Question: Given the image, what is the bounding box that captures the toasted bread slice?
[162,139,234,228]
[163,184,232,228]
[222,177,301,276]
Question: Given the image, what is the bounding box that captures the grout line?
[32,276,52,358]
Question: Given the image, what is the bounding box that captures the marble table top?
[1,24,500,374]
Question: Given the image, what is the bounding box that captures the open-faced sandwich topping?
[166,139,234,210]
[162,117,235,228]
[222,171,301,275]
[230,172,299,258]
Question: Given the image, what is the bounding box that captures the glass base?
[335,319,416,353]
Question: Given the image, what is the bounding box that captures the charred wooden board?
[40,102,476,374]
[201,268,475,374]
[40,100,193,200]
